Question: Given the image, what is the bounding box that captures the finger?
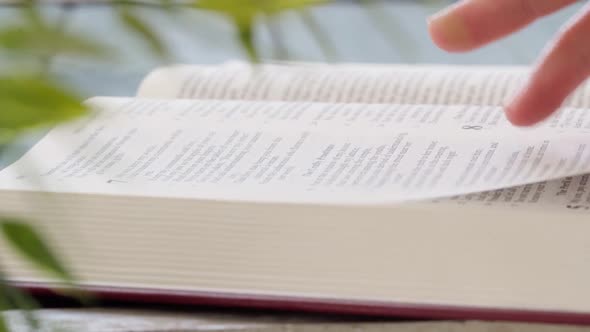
[506,4,590,126]
[428,0,578,52]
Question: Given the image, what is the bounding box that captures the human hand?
[427,0,590,126]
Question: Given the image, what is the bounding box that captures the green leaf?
[265,0,328,12]
[197,0,258,26]
[0,276,10,310]
[196,0,325,61]
[0,219,72,282]
[4,287,38,313]
[4,288,39,329]
[297,9,337,61]
[0,77,87,133]
[117,9,168,58]
[358,0,417,62]
[0,314,7,332]
[234,18,258,62]
[0,23,109,59]
[0,265,39,330]
[0,270,13,332]
[197,0,326,18]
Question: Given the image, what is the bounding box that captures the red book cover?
[19,282,590,325]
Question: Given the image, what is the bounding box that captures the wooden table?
[2,1,590,330]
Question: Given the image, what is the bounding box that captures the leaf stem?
[297,8,337,62]
[265,14,289,60]
[360,0,419,62]
[0,266,40,330]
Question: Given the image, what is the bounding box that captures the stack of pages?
[2,61,590,324]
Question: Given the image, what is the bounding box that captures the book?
[3,61,590,324]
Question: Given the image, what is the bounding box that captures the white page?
[3,98,590,205]
[434,175,590,212]
[137,61,590,107]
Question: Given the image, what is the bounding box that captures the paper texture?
[3,98,590,205]
[137,62,590,107]
[5,64,590,322]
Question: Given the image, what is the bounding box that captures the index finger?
[428,0,578,52]
[506,4,590,126]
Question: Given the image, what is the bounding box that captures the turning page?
[137,61,590,107]
[3,98,590,205]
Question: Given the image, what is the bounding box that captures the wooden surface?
[1,1,589,330]
[4,309,590,332]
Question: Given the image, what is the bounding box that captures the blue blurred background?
[0,0,585,167]
[1,0,584,97]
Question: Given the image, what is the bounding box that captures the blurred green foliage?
[0,77,87,143]
[0,1,439,330]
[198,0,327,59]
[0,1,336,330]
[1,220,72,282]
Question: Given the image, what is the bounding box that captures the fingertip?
[504,88,562,127]
[427,9,475,53]
[504,103,537,127]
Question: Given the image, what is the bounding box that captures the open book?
[3,61,590,324]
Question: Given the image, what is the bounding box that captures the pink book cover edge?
[16,282,590,325]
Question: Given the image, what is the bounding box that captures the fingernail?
[428,9,472,52]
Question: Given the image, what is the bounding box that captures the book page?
[436,175,590,213]
[3,98,590,205]
[137,61,590,107]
